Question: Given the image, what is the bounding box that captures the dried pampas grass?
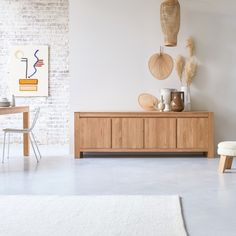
[175,55,185,84]
[174,36,198,86]
[186,37,195,57]
[185,58,198,85]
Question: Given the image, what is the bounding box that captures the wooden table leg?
[23,111,29,156]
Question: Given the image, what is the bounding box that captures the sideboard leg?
[74,113,80,159]
[207,112,215,159]
[75,151,83,159]
[207,150,215,158]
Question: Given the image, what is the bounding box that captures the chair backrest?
[29,107,40,131]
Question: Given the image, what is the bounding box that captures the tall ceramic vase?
[180,86,191,111]
[160,0,180,47]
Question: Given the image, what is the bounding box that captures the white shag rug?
[0,195,187,236]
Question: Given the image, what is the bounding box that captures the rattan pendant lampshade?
[160,0,180,47]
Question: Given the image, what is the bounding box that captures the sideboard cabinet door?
[79,118,111,148]
[144,118,176,148]
[177,118,208,149]
[112,118,144,149]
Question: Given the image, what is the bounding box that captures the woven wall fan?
[138,93,158,111]
[148,47,174,80]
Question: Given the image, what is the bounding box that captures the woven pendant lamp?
[160,0,180,47]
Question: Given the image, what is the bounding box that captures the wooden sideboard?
[74,112,214,158]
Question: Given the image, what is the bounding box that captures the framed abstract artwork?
[10,45,49,97]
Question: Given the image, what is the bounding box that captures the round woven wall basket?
[148,52,174,80]
[138,93,158,111]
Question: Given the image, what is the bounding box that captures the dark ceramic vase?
[170,91,184,112]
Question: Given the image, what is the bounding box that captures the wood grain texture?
[74,113,80,158]
[207,112,215,158]
[145,118,176,148]
[0,106,29,115]
[79,118,111,149]
[74,112,214,158]
[78,112,209,118]
[23,111,29,156]
[79,148,208,153]
[112,118,143,148]
[226,157,233,169]
[177,118,208,149]
[219,155,229,173]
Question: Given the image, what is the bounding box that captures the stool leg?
[226,157,233,169]
[219,155,228,173]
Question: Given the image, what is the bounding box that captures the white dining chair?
[2,107,41,163]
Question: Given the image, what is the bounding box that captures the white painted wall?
[70,0,236,149]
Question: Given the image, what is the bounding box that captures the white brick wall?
[0,0,69,145]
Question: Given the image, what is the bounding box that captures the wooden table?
[0,106,29,156]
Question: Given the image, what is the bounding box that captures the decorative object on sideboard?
[185,58,198,86]
[183,58,197,111]
[0,98,11,107]
[157,95,165,112]
[175,55,185,86]
[160,0,180,47]
[175,37,198,111]
[180,86,191,111]
[160,88,176,112]
[138,93,158,111]
[170,91,184,112]
[148,47,174,80]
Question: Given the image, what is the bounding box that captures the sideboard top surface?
[75,111,213,118]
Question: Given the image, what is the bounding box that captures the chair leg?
[2,132,6,163]
[29,133,39,163]
[31,131,42,159]
[219,155,231,173]
[7,133,10,159]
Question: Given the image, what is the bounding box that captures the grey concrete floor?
[0,145,236,236]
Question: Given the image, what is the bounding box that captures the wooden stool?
[218,142,236,173]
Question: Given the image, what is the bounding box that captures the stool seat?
[218,147,236,156]
[218,141,236,149]
[218,141,236,173]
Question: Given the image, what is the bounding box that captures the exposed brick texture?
[0,0,69,144]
